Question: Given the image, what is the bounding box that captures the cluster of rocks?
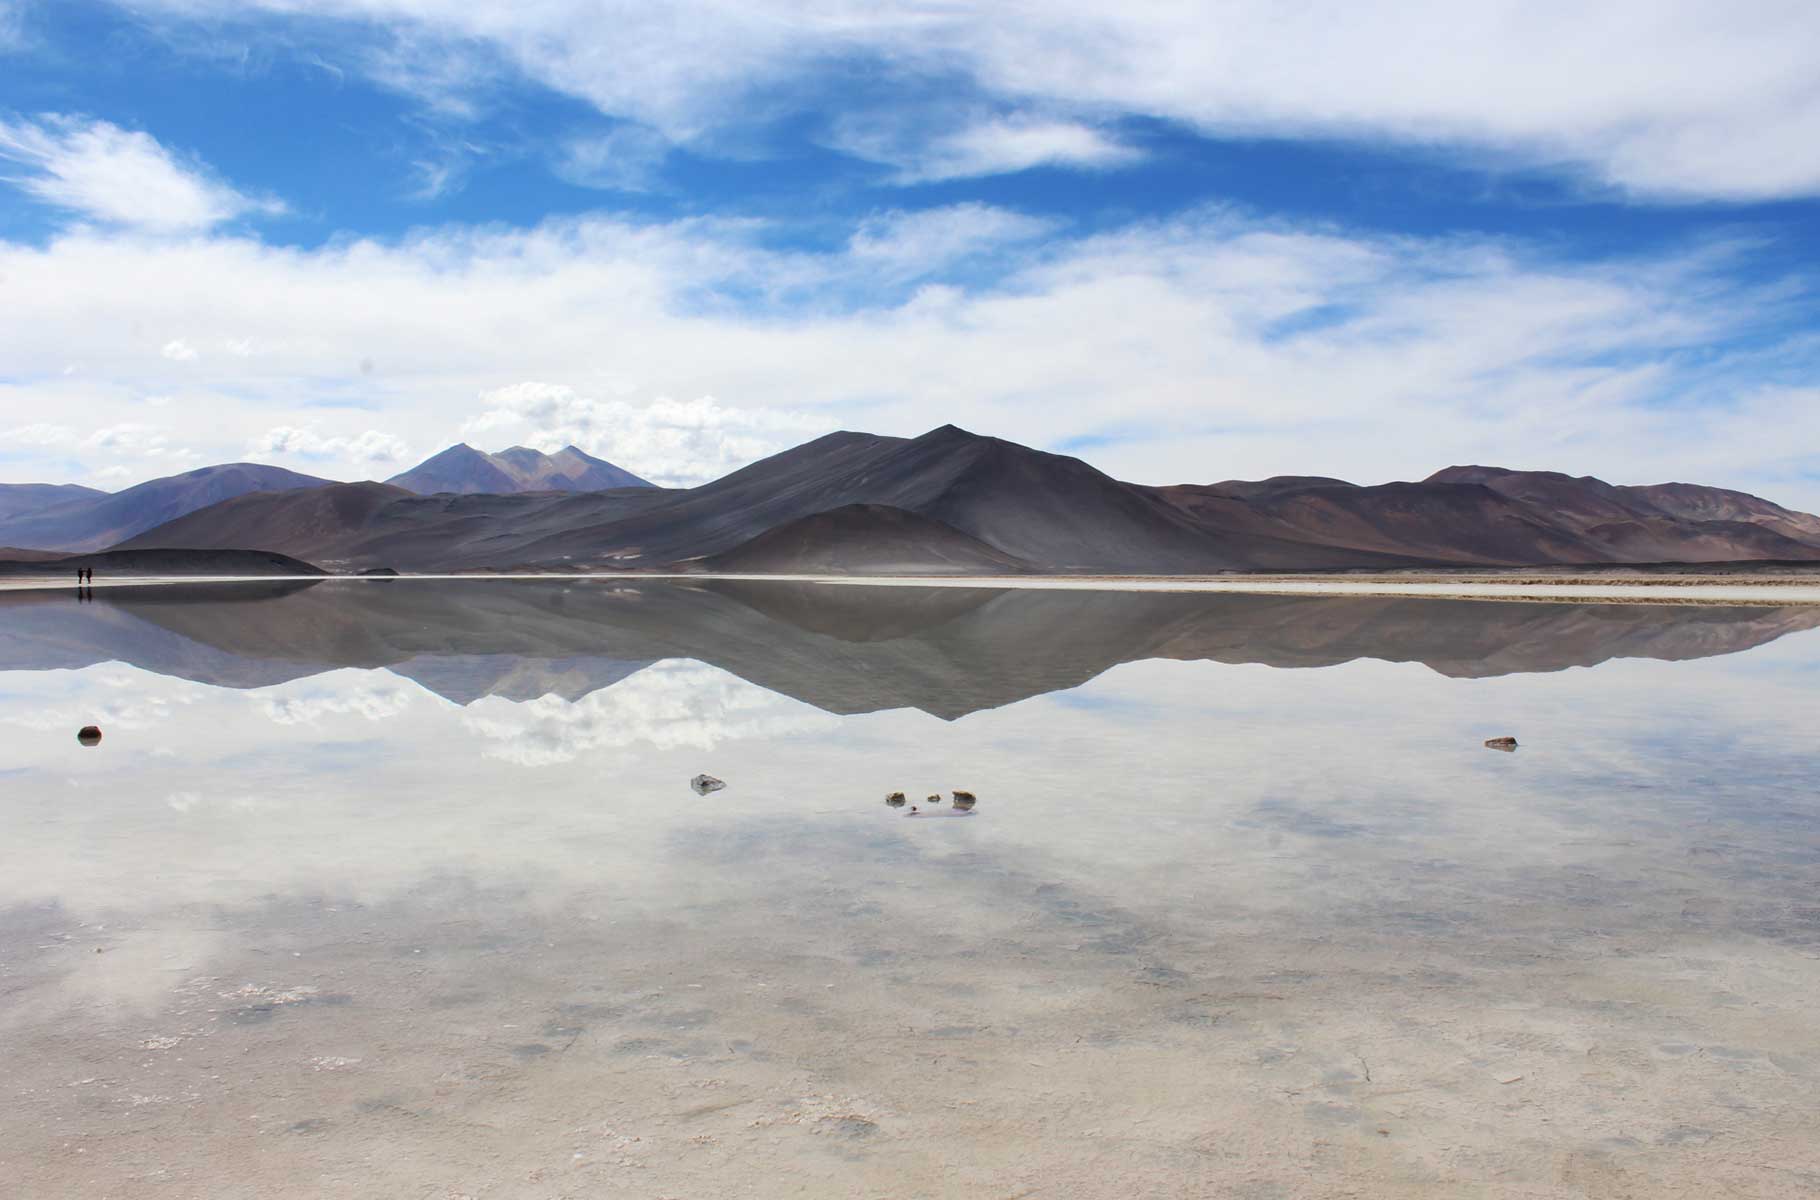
[886,790,977,814]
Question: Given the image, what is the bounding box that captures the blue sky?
[1,0,1818,504]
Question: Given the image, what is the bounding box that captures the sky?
[0,1,1817,504]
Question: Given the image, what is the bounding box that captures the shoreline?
[7,570,1820,605]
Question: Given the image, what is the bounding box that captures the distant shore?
[7,569,1820,605]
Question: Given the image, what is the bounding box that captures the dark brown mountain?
[102,428,1820,574]
[700,503,1037,575]
[0,463,334,553]
[387,443,652,494]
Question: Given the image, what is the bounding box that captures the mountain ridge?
[386,442,652,494]
[21,429,1820,574]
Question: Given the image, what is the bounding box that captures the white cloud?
[0,207,1816,507]
[845,204,1058,281]
[840,115,1143,183]
[554,124,671,192]
[260,685,417,725]
[0,114,283,232]
[462,660,837,765]
[0,422,77,446]
[251,425,410,465]
[160,338,198,361]
[0,0,27,50]
[127,1,1820,201]
[81,422,185,457]
[462,385,824,486]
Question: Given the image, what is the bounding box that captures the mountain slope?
[0,463,335,553]
[0,483,107,522]
[700,503,1037,575]
[116,480,676,569]
[387,443,652,494]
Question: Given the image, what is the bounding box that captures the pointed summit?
[386,443,654,495]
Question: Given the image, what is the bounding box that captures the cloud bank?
[1,199,1815,503]
[126,0,1820,199]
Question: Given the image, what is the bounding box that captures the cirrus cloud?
[0,113,284,232]
[119,1,1820,201]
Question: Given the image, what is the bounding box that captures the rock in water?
[885,791,906,808]
[77,725,101,746]
[691,774,726,795]
[926,794,943,805]
[1484,736,1518,752]
[951,790,977,811]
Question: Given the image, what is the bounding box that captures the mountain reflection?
[3,578,1818,719]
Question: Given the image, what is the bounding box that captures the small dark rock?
[926,793,942,805]
[951,790,976,811]
[77,725,101,746]
[357,567,400,577]
[691,774,726,795]
[884,791,906,808]
[1484,736,1518,752]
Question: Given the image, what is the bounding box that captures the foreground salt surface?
[2,583,1819,1198]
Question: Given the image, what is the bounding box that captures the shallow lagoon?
[3,580,1819,1197]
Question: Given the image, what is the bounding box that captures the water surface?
[3,580,1818,1197]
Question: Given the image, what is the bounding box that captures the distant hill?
[0,483,106,523]
[116,479,674,570]
[103,427,1820,574]
[0,547,326,578]
[0,463,335,553]
[387,443,652,494]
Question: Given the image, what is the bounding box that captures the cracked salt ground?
[2,583,1820,1196]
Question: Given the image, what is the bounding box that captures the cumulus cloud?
[160,338,198,361]
[462,385,825,486]
[125,1,1820,201]
[0,114,283,232]
[0,206,1816,506]
[260,685,417,725]
[251,425,411,465]
[80,422,193,461]
[462,660,837,766]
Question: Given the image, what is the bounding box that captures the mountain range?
[112,426,1820,573]
[0,443,652,553]
[5,425,1820,573]
[0,464,332,553]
